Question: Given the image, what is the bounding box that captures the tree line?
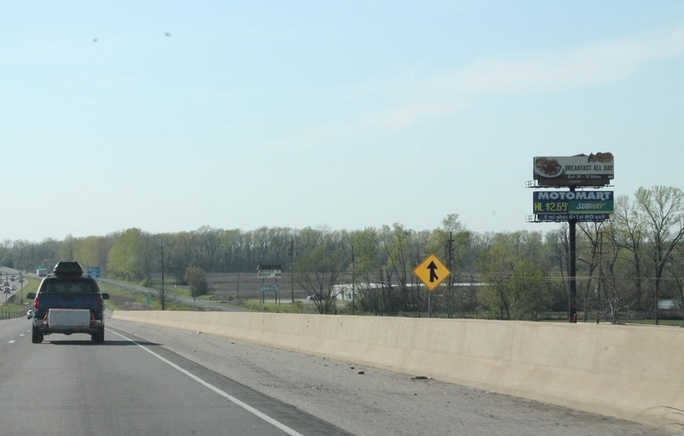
[2,185,684,322]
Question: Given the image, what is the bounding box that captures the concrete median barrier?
[112,310,684,429]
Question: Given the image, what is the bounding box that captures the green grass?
[0,277,39,319]
[97,281,151,311]
[243,299,323,314]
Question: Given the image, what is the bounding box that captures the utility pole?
[597,230,603,324]
[445,232,454,318]
[289,238,295,303]
[19,271,24,305]
[444,232,455,279]
[351,244,356,315]
[160,241,166,311]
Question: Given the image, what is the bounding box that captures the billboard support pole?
[568,193,577,322]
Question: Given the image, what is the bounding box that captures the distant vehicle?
[26,261,109,344]
[36,268,47,277]
[27,309,34,319]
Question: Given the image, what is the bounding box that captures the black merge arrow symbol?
[427,261,439,282]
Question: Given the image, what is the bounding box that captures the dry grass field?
[202,272,312,303]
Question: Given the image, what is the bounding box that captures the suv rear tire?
[31,325,43,344]
[91,327,105,344]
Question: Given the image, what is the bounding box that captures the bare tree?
[153,242,178,311]
[164,231,196,284]
[350,228,381,313]
[510,258,548,321]
[600,220,638,323]
[293,227,346,314]
[666,243,684,321]
[612,195,648,311]
[634,186,684,324]
[196,226,223,272]
[478,237,513,320]
[380,224,428,313]
[577,222,605,321]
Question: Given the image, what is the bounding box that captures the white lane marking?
[108,329,304,436]
[9,340,15,344]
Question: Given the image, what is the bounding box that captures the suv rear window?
[41,278,99,293]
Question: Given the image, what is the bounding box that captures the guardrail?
[0,310,25,320]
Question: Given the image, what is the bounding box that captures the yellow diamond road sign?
[414,254,450,291]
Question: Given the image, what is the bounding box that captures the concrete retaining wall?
[111,311,684,428]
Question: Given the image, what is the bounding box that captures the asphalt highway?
[0,319,349,435]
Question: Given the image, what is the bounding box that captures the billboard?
[257,264,282,279]
[533,152,614,187]
[532,191,613,223]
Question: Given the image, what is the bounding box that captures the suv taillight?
[98,295,104,313]
[33,296,40,311]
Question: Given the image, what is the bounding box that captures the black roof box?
[53,261,84,278]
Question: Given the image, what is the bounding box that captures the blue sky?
[2,1,683,242]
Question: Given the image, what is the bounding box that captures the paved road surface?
[0,319,349,435]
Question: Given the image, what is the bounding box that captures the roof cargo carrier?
[52,261,84,278]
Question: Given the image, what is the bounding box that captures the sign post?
[257,264,282,304]
[413,254,451,318]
